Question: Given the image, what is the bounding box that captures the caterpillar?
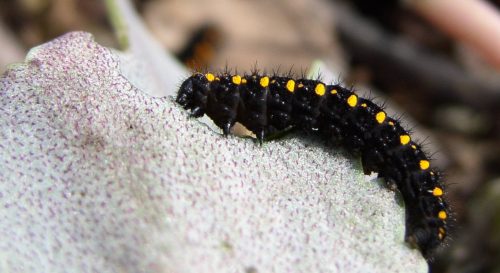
[176,71,449,258]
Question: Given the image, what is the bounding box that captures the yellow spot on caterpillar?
[241,78,247,84]
[411,145,417,150]
[271,79,276,84]
[420,160,430,170]
[330,89,338,95]
[286,80,295,93]
[232,75,242,85]
[205,73,215,82]
[315,83,326,96]
[430,171,435,176]
[438,210,447,220]
[347,94,358,107]
[438,227,446,240]
[400,135,411,145]
[260,77,269,87]
[432,187,443,197]
[361,103,367,108]
[375,111,386,124]
[388,121,395,126]
[298,83,304,88]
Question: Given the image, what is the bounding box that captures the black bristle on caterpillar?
[176,71,449,258]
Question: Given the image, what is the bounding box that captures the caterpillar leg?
[190,106,205,118]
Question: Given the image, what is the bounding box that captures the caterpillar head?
[176,73,213,117]
[176,75,197,108]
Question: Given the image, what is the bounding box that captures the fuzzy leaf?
[0,29,426,273]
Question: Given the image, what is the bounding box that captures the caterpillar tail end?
[406,227,444,259]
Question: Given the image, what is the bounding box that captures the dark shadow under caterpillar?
[176,71,449,258]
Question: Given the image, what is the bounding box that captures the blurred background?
[1,0,500,272]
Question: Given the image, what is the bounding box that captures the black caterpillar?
[176,71,449,258]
